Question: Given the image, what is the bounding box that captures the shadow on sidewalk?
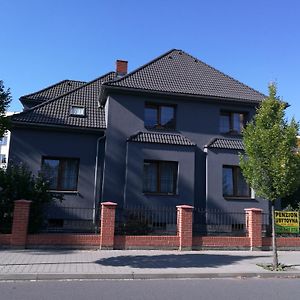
[95,253,268,269]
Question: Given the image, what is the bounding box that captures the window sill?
[224,196,253,200]
[47,190,79,194]
[220,132,243,137]
[143,192,178,196]
[145,126,176,131]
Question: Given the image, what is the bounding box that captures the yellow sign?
[275,211,299,233]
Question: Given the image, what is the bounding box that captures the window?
[223,166,250,198]
[0,154,6,164]
[143,160,178,194]
[220,112,246,134]
[0,136,7,145]
[41,157,79,191]
[145,103,176,129]
[70,105,85,116]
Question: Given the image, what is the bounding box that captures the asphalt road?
[1,278,300,300]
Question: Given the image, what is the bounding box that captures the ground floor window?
[223,165,250,198]
[41,157,79,191]
[143,160,178,195]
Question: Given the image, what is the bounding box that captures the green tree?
[0,80,12,137]
[0,164,63,233]
[240,83,300,268]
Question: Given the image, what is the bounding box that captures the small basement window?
[70,105,85,116]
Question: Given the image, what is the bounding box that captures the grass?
[257,263,292,271]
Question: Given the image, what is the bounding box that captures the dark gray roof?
[20,80,86,104]
[104,49,265,103]
[206,137,244,150]
[128,132,195,146]
[12,72,116,130]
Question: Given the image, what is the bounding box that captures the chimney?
[116,60,128,77]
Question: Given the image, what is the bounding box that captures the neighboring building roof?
[128,132,196,146]
[205,137,244,150]
[20,80,86,104]
[103,49,265,103]
[11,72,116,130]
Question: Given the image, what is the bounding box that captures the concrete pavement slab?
[1,249,300,281]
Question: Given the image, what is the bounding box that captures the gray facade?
[9,127,105,208]
[101,92,268,211]
[9,49,270,220]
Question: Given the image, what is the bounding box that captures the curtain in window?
[236,168,249,197]
[144,107,157,128]
[61,160,79,190]
[160,106,175,128]
[220,114,230,133]
[143,162,157,192]
[223,167,233,196]
[42,159,59,190]
[160,162,176,193]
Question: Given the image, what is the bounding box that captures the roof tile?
[128,132,195,146]
[206,137,244,150]
[12,72,115,130]
[105,49,265,102]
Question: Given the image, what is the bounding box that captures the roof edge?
[13,71,115,120]
[100,84,263,105]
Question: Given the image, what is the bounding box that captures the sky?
[1,0,300,122]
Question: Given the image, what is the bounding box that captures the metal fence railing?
[262,213,272,237]
[38,205,101,234]
[193,208,247,236]
[115,205,177,236]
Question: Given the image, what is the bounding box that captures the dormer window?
[145,103,176,130]
[70,105,85,117]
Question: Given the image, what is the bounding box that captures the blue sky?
[2,0,300,121]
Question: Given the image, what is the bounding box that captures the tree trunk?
[271,202,278,268]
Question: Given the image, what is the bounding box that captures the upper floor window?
[41,157,79,191]
[223,165,250,198]
[145,103,176,130]
[70,105,85,117]
[143,160,178,195]
[220,112,246,134]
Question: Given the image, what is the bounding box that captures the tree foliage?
[240,84,300,202]
[0,164,63,233]
[0,80,11,137]
[240,83,300,268]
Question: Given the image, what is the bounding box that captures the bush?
[0,164,63,233]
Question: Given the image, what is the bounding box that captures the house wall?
[125,143,195,207]
[9,127,105,208]
[206,148,269,212]
[102,92,259,210]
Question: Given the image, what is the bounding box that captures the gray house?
[9,49,270,227]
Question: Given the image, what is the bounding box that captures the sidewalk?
[1,249,300,281]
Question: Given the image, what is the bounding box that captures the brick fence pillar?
[245,208,263,250]
[11,200,32,248]
[177,205,194,251]
[100,202,117,250]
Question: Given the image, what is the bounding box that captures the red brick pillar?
[100,202,117,250]
[177,205,194,251]
[11,200,32,248]
[245,208,263,250]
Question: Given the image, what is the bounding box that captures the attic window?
[70,105,85,117]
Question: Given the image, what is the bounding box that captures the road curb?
[2,272,300,281]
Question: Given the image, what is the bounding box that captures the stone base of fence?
[3,201,300,250]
